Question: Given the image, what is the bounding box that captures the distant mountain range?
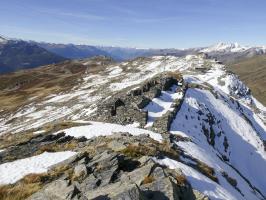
[0,36,66,74]
[36,43,110,60]
[1,35,266,74]
[200,42,266,64]
[36,42,198,61]
[35,41,266,65]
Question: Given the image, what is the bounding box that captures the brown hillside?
[229,54,266,106]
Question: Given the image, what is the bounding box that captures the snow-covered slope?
[201,42,249,53]
[170,88,266,199]
[201,42,266,54]
[0,56,191,134]
[0,54,266,199]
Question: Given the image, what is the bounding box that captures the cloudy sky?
[1,0,266,48]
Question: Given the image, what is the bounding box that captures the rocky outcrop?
[0,98,211,200]
[0,129,207,200]
[152,84,187,134]
[91,73,182,128]
[28,150,208,200]
[0,132,81,164]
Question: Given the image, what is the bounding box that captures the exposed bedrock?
[91,73,183,128]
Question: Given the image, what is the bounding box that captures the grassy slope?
[228,54,266,106]
[0,57,113,114]
[0,41,66,74]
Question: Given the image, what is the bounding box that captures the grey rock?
[152,94,185,133]
[73,164,88,180]
[107,140,126,151]
[193,190,209,200]
[27,134,207,200]
[29,179,80,200]
[90,73,182,128]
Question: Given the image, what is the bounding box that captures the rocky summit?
[0,54,266,200]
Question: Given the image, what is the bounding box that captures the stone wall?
[152,84,187,133]
[92,73,183,128]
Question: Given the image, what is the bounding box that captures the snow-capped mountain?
[200,42,266,64]
[36,41,198,61]
[0,54,266,199]
[0,36,8,44]
[201,42,250,53]
[2,35,266,74]
[201,42,266,54]
[36,41,266,66]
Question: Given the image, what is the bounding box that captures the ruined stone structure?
[152,84,187,134]
[92,73,183,128]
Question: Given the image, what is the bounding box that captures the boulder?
[29,179,81,200]
[73,164,88,180]
[107,140,126,152]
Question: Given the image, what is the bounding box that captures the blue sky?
[0,0,266,48]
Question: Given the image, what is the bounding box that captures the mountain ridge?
[0,38,67,74]
[0,54,265,199]
[2,34,266,74]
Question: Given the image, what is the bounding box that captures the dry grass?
[43,121,90,134]
[0,183,41,200]
[121,144,156,158]
[196,161,218,183]
[0,131,35,149]
[22,173,48,184]
[142,176,155,185]
[221,171,237,187]
[165,71,182,80]
[185,155,219,183]
[0,164,75,200]
[51,165,73,179]
[0,58,107,114]
[0,173,47,200]
[120,141,180,161]
[175,174,187,185]
[34,141,78,156]
[159,141,180,161]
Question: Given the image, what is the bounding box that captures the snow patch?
[108,66,123,76]
[0,151,77,185]
[143,85,183,127]
[33,130,46,135]
[55,121,163,142]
